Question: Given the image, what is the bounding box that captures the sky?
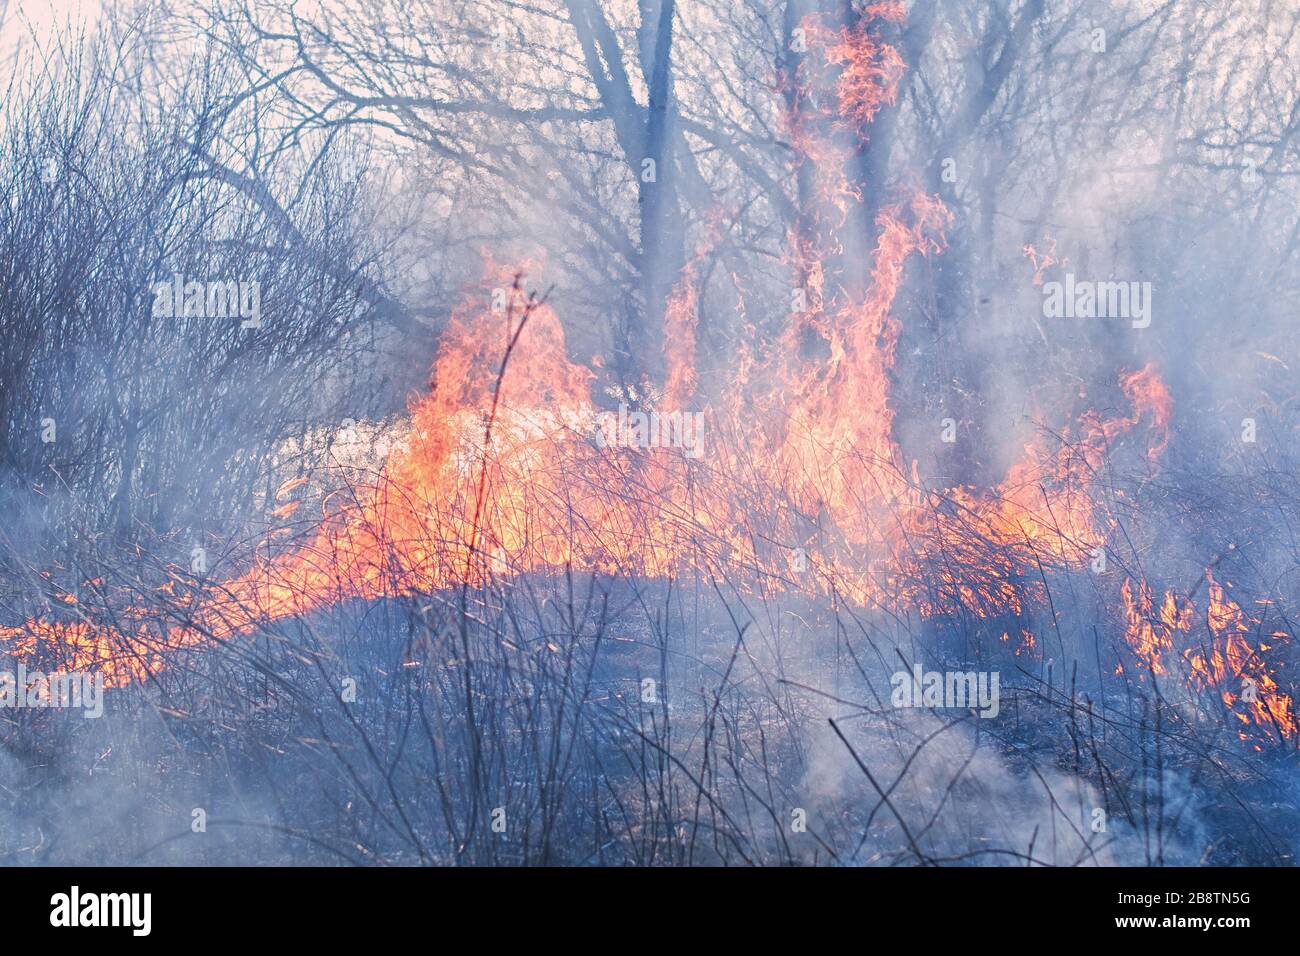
[0,0,103,68]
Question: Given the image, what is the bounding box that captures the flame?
[662,213,725,411]
[1022,237,1067,285]
[0,6,1289,753]
[814,4,907,141]
[1121,570,1296,746]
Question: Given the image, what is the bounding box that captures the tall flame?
[0,6,1289,751]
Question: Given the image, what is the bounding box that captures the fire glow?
[1,4,1292,753]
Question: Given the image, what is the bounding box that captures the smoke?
[800,706,1185,866]
[0,0,1297,867]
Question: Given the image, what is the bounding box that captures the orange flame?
[1121,570,1296,746]
[3,5,1285,756]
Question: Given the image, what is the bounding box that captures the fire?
[1023,237,1067,285]
[0,263,1171,684]
[1121,571,1296,747]
[0,6,1291,752]
[815,3,907,140]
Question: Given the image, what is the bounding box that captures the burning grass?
[0,1,1295,866]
